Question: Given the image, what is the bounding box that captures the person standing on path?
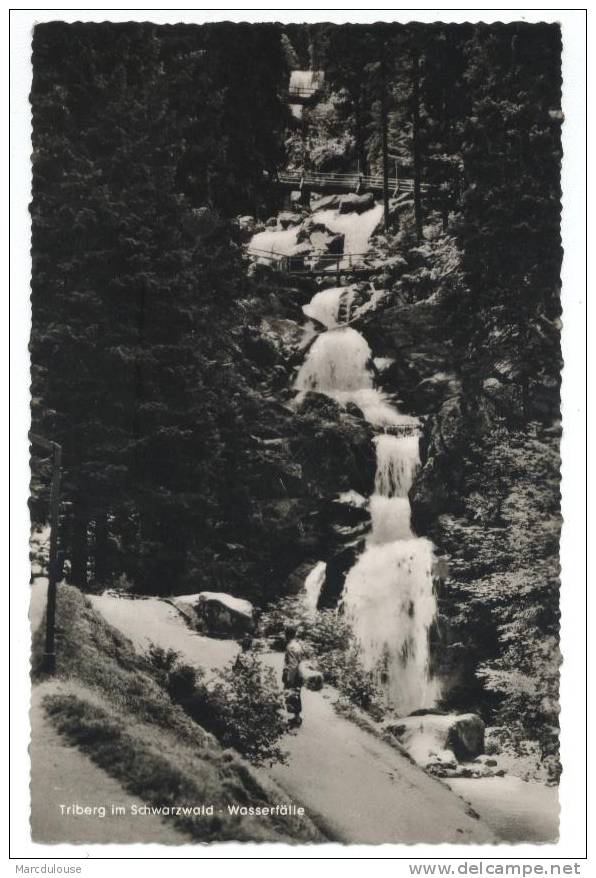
[282,624,308,726]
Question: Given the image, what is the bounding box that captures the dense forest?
[30,21,562,775]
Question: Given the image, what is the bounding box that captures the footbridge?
[275,169,430,197]
[247,247,377,281]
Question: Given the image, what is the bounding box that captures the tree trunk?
[132,285,146,484]
[412,46,423,241]
[94,512,109,587]
[380,41,390,231]
[355,90,367,176]
[70,503,88,590]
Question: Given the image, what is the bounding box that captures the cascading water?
[303,286,345,328]
[295,326,373,395]
[250,226,299,258]
[368,496,412,543]
[314,205,383,260]
[304,561,326,611]
[342,538,440,715]
[374,434,422,497]
[294,326,418,428]
[343,433,440,716]
[294,284,439,715]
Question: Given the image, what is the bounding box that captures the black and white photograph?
[9,8,587,858]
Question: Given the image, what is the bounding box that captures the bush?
[208,655,288,765]
[258,596,312,642]
[157,652,287,766]
[147,644,181,682]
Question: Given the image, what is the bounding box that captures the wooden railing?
[383,423,423,437]
[247,246,374,277]
[276,169,430,195]
[288,86,320,99]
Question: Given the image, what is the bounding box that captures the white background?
[6,5,589,869]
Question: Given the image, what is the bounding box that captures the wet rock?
[309,230,345,255]
[383,712,485,764]
[416,372,462,408]
[410,395,467,534]
[344,401,367,420]
[297,391,344,420]
[338,192,375,214]
[313,193,342,211]
[173,592,256,637]
[284,560,320,595]
[296,217,331,242]
[294,393,376,497]
[318,542,363,609]
[446,714,486,761]
[278,210,303,229]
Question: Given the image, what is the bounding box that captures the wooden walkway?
[247,247,375,279]
[276,169,429,197]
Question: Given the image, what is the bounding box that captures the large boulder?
[416,372,462,409]
[278,210,303,229]
[309,229,344,255]
[236,215,261,239]
[384,712,485,765]
[338,192,375,214]
[296,218,344,254]
[293,392,376,496]
[173,592,257,637]
[317,542,363,609]
[313,193,342,211]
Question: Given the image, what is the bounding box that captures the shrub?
[208,654,288,765]
[158,653,287,766]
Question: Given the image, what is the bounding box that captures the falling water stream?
[297,313,440,714]
[250,201,439,716]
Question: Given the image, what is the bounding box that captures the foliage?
[209,656,288,764]
[306,610,384,716]
[151,650,288,766]
[30,22,300,596]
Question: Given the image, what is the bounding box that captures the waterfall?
[294,327,418,428]
[303,285,360,328]
[314,205,383,258]
[304,561,326,611]
[287,200,439,715]
[342,427,439,715]
[342,538,440,715]
[339,421,440,714]
[295,326,373,394]
[249,226,299,258]
[303,287,345,328]
[369,496,413,543]
[374,434,421,497]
